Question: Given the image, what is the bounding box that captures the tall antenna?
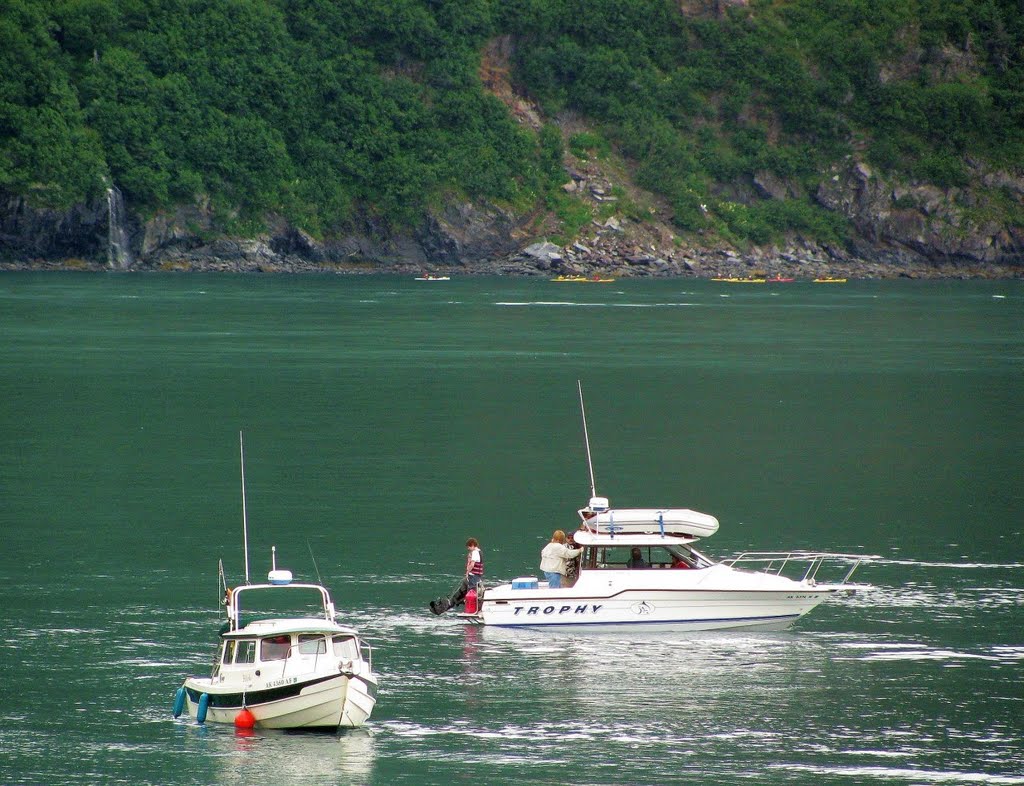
[578,380,597,498]
[307,539,323,585]
[239,430,250,584]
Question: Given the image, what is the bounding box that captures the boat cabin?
[572,529,711,572]
[582,543,708,570]
[211,628,363,679]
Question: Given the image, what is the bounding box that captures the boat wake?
[495,300,699,308]
[872,557,1024,570]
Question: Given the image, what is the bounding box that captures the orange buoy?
[234,708,256,729]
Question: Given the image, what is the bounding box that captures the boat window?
[221,640,236,665]
[235,640,256,664]
[333,635,358,660]
[590,545,700,568]
[260,635,292,661]
[297,634,327,655]
[594,546,648,568]
[665,546,701,568]
[657,547,691,568]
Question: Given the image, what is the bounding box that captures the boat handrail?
[720,551,876,585]
[361,640,374,672]
[227,582,336,631]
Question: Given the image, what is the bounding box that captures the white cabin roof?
[225,619,357,638]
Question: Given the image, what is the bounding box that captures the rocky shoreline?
[2,169,1022,279]
[3,236,1021,280]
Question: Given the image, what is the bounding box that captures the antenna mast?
[239,431,250,584]
[578,380,597,498]
[307,539,323,585]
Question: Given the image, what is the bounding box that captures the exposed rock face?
[1,159,1021,277]
[415,200,528,264]
[815,160,1024,268]
[0,193,534,273]
[0,193,110,263]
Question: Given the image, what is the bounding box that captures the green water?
[1,274,1022,784]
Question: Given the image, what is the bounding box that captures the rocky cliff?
[3,146,1021,279]
[3,32,1022,279]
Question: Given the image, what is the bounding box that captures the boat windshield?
[587,545,700,569]
[214,639,256,677]
[333,635,358,660]
[220,639,257,664]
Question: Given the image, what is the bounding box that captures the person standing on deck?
[540,530,583,589]
[465,538,484,590]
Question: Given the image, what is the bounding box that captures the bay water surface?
[1,274,1021,784]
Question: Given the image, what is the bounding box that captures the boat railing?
[226,582,335,631]
[719,551,874,586]
[278,645,295,679]
[361,640,374,672]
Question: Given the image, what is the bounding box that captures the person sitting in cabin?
[540,530,583,589]
[626,547,649,569]
[672,554,693,569]
[465,537,484,590]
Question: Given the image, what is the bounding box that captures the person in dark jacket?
[626,547,649,569]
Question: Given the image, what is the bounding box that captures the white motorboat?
[173,564,379,729]
[172,434,378,730]
[455,383,872,631]
[473,497,869,630]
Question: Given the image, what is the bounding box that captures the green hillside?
[2,0,1022,247]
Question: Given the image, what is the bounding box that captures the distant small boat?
[414,274,450,281]
[711,277,766,283]
[766,277,795,283]
[813,277,847,283]
[552,275,615,283]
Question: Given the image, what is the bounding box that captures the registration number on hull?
[267,676,298,688]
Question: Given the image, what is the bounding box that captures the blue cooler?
[512,576,539,590]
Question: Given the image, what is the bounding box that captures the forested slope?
[1,0,1022,274]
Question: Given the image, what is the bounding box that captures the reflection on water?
[212,727,376,785]
[365,560,1024,784]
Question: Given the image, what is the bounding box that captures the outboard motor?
[429,578,469,615]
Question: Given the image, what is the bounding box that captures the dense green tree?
[0,0,1020,244]
[0,0,107,205]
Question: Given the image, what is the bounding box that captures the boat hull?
[479,589,831,630]
[477,566,836,630]
[183,670,378,730]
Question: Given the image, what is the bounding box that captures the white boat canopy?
[579,508,720,539]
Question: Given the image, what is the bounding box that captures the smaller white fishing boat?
[414,273,450,281]
[174,562,378,729]
[173,435,378,730]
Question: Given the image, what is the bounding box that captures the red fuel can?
[464,588,478,614]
